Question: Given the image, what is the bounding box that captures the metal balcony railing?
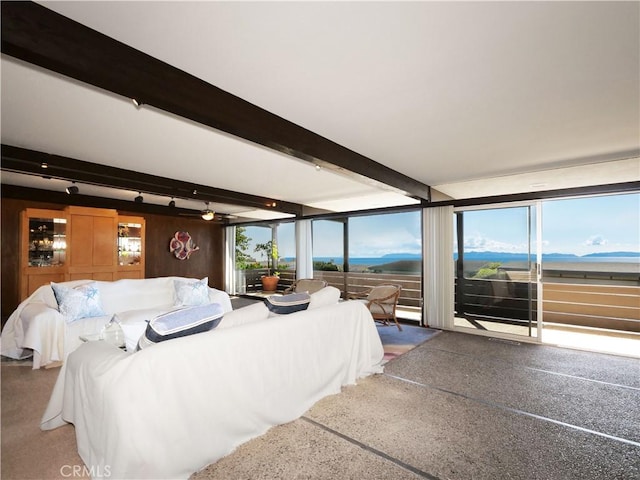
[237,267,639,333]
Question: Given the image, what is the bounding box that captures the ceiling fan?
[177,202,234,222]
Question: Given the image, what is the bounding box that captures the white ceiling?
[1,1,639,219]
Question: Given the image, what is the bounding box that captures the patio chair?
[348,284,403,331]
[283,278,328,295]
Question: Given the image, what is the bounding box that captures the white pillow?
[308,286,341,310]
[174,277,210,306]
[51,281,106,323]
[217,302,269,329]
[115,308,170,352]
[120,320,148,353]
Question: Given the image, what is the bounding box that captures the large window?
[348,211,422,273]
[233,222,297,293]
[453,192,640,345]
[540,193,640,336]
[311,210,423,320]
[275,222,296,285]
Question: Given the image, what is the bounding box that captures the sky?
[240,192,639,260]
[461,193,640,256]
[540,193,640,256]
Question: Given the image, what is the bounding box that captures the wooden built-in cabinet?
[20,208,68,300]
[20,207,146,300]
[67,206,118,282]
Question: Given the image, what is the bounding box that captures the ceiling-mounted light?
[65,183,79,195]
[168,198,176,208]
[201,202,215,221]
[135,193,144,203]
[41,162,49,169]
[132,98,143,108]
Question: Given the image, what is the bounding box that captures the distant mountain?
[583,251,640,258]
[453,251,639,261]
[453,252,535,261]
[368,259,421,273]
[381,253,421,259]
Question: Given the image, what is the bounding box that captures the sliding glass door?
[454,203,541,339]
[540,193,640,348]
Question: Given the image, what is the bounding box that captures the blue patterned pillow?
[174,277,210,306]
[137,302,224,350]
[264,292,311,315]
[51,282,106,323]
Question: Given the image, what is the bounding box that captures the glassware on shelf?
[28,217,67,267]
[118,221,143,266]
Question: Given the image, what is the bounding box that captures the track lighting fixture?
[132,98,143,108]
[135,193,144,203]
[168,199,176,208]
[201,202,215,221]
[66,183,79,195]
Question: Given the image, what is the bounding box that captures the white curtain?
[423,206,455,329]
[295,219,313,279]
[224,226,237,294]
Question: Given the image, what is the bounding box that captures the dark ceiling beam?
[0,183,230,222]
[1,1,432,202]
[1,144,303,216]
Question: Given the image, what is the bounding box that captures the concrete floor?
[454,316,640,358]
[192,331,640,480]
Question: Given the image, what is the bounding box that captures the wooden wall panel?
[142,213,224,289]
[1,197,225,327]
[27,273,66,297]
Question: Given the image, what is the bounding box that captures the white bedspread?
[43,300,383,479]
[1,277,232,369]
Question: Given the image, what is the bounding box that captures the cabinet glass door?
[28,216,67,267]
[118,222,143,266]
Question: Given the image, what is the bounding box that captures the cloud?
[584,235,608,246]
[463,235,526,253]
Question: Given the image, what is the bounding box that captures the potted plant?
[254,240,279,292]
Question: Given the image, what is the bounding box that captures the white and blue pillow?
[51,282,106,322]
[137,302,224,350]
[264,292,311,315]
[174,277,210,306]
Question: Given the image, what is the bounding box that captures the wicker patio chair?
[348,284,403,331]
[283,278,328,295]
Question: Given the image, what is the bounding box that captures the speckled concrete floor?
[191,331,640,480]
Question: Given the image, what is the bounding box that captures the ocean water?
[302,255,640,266]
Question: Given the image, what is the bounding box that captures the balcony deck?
[237,266,639,356]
